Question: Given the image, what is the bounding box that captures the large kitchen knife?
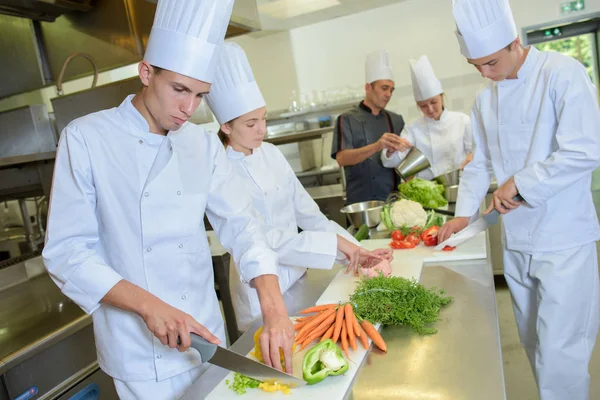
[187,333,306,387]
[435,195,524,250]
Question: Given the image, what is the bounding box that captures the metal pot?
[433,169,461,187]
[394,147,431,181]
[340,201,384,229]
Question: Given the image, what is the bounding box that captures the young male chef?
[438,0,600,398]
[42,0,294,398]
[331,50,405,205]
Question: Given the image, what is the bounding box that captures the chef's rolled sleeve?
[43,127,123,314]
[331,114,354,159]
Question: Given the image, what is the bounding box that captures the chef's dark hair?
[218,128,230,147]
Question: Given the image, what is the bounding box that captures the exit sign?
[561,0,585,15]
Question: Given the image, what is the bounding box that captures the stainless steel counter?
[182,235,506,399]
[0,272,88,374]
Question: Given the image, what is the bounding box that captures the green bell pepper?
[302,339,349,385]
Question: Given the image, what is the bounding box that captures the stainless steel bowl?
[340,201,384,229]
[394,147,431,180]
[434,169,461,187]
[443,185,459,203]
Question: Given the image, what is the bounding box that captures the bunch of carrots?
[293,303,387,356]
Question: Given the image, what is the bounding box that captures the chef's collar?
[117,95,167,145]
[358,101,387,117]
[515,46,538,81]
[226,144,258,160]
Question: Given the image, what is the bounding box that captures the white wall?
[229,31,300,111]
[243,0,600,121]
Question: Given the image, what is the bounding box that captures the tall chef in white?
[438,0,600,399]
[42,0,296,398]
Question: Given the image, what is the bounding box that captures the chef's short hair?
[152,65,163,74]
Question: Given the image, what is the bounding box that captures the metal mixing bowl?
[433,169,461,187]
[340,201,384,229]
[394,147,431,180]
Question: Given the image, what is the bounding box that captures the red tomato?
[390,240,417,249]
[405,233,421,246]
[391,230,404,241]
[442,245,457,252]
[421,226,439,247]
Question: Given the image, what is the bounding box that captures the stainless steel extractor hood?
[0,0,93,22]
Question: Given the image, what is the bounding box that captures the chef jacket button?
[144,192,149,197]
[177,191,181,195]
[138,140,143,144]
[182,294,187,300]
[500,122,504,126]
[147,247,152,252]
[156,354,162,359]
[179,244,183,249]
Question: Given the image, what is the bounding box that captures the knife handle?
[488,194,524,214]
[176,333,217,363]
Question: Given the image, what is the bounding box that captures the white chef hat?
[205,43,266,125]
[144,0,234,83]
[365,50,394,83]
[410,55,443,102]
[452,0,518,59]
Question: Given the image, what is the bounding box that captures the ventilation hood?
[0,0,93,22]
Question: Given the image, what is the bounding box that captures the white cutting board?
[206,318,375,399]
[316,231,487,305]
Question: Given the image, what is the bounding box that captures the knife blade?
[435,194,523,250]
[188,333,306,387]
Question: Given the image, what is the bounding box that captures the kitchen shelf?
[263,126,334,145]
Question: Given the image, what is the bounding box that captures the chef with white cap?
[42,0,295,398]
[205,43,392,332]
[438,0,600,398]
[331,50,406,205]
[380,55,473,179]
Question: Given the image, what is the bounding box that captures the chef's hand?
[338,236,382,276]
[368,247,394,261]
[460,153,473,170]
[377,133,403,153]
[260,310,294,374]
[141,298,221,352]
[438,217,470,243]
[485,176,521,215]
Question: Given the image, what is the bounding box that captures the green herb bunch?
[350,275,453,335]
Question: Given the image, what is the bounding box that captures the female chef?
[381,55,473,179]
[205,43,392,331]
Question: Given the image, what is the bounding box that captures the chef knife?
[435,195,524,250]
[187,333,306,387]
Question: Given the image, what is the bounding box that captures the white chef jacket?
[42,95,279,382]
[226,143,358,330]
[381,110,472,179]
[455,46,600,252]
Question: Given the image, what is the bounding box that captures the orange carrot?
[298,304,337,314]
[294,316,312,322]
[357,325,369,350]
[296,311,336,345]
[360,320,387,352]
[320,324,335,342]
[293,314,317,331]
[332,305,345,343]
[299,323,332,351]
[341,323,349,358]
[348,307,361,338]
[296,307,337,339]
[345,304,357,351]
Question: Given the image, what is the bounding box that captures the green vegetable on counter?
[350,275,453,335]
[425,210,445,229]
[226,373,261,395]
[354,224,370,242]
[398,178,448,209]
[302,339,349,385]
